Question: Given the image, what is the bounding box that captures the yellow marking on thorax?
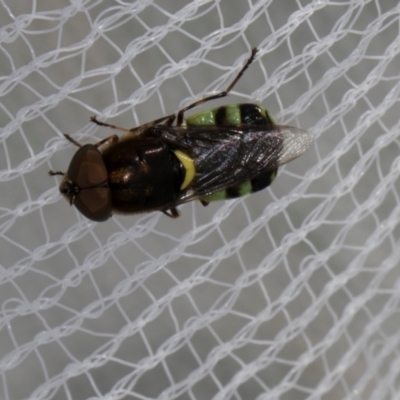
[174,150,195,190]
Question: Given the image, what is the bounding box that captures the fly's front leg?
[93,134,118,148]
[175,47,259,126]
[63,132,118,149]
[90,113,177,135]
[63,134,83,148]
[49,170,64,177]
[90,116,131,133]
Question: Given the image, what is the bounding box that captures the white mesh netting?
[1,1,400,399]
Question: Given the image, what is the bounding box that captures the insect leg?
[48,135,85,177]
[90,116,131,133]
[91,114,176,134]
[93,135,118,148]
[62,132,118,149]
[175,47,259,126]
[63,134,83,148]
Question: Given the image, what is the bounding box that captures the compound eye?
[68,144,108,188]
[74,187,112,222]
[66,144,111,221]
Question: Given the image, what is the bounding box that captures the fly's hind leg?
[90,47,258,132]
[175,47,259,126]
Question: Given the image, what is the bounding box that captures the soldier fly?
[49,48,313,221]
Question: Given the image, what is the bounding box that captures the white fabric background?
[0,1,399,399]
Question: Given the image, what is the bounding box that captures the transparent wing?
[148,124,314,201]
[274,126,314,166]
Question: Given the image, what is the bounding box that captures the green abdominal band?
[186,104,276,127]
[199,181,253,202]
[199,169,278,202]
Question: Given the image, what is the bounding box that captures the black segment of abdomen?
[251,168,278,193]
[240,104,274,127]
[215,107,227,126]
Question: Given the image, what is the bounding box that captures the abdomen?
[186,103,279,202]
